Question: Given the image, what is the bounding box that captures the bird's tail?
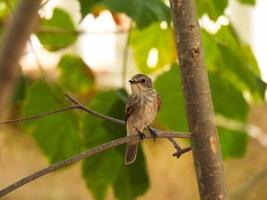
[125,142,138,165]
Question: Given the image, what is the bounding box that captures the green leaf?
[209,72,249,158]
[82,90,149,200]
[37,8,77,51]
[237,0,256,5]
[113,148,149,200]
[131,23,176,73]
[218,128,249,159]
[154,65,249,158]
[58,55,95,94]
[22,81,82,163]
[154,65,188,131]
[202,25,266,103]
[209,72,249,121]
[196,0,228,20]
[79,0,171,28]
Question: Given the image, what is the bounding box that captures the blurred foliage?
[154,65,188,132]
[22,81,82,163]
[131,22,176,73]
[79,0,171,28]
[58,54,95,94]
[0,0,265,199]
[37,8,77,51]
[196,0,228,20]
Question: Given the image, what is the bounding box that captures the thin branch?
[39,0,50,9]
[0,105,79,126]
[216,115,267,149]
[37,27,128,35]
[231,167,267,200]
[0,132,191,198]
[64,93,125,126]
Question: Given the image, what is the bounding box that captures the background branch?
[169,0,228,199]
[0,0,42,120]
[0,132,190,198]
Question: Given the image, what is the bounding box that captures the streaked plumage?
[125,74,161,164]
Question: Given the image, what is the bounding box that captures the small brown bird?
[125,74,161,165]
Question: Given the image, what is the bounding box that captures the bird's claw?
[135,128,146,142]
[147,126,157,142]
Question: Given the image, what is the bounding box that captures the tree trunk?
[169,0,229,199]
[0,0,42,119]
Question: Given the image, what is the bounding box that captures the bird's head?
[129,74,152,94]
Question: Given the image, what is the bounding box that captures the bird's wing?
[125,94,139,122]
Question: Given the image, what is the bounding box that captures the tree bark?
[0,0,42,119]
[169,0,229,199]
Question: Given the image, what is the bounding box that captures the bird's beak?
[129,80,137,84]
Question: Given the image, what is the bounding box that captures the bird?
[125,74,161,165]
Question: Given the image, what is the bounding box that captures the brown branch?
[231,167,267,200]
[0,132,190,198]
[169,0,228,199]
[37,27,128,35]
[64,93,125,126]
[0,0,42,120]
[0,105,79,126]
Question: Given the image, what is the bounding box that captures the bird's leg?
[147,126,157,142]
[135,128,145,142]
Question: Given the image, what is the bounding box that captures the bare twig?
[0,105,79,126]
[216,115,267,149]
[64,93,125,125]
[0,0,42,120]
[40,0,50,9]
[0,132,190,198]
[231,167,267,200]
[37,27,128,35]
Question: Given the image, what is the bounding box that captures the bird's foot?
[147,126,157,142]
[135,128,146,142]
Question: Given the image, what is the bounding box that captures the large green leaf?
[131,23,176,73]
[154,65,188,132]
[209,72,249,158]
[82,90,149,200]
[237,0,256,5]
[58,54,95,94]
[209,72,249,121]
[79,0,171,29]
[113,148,149,200]
[196,0,228,20]
[218,127,248,159]
[22,81,82,163]
[202,25,266,103]
[37,8,77,51]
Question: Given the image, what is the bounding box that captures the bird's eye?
[141,79,146,83]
